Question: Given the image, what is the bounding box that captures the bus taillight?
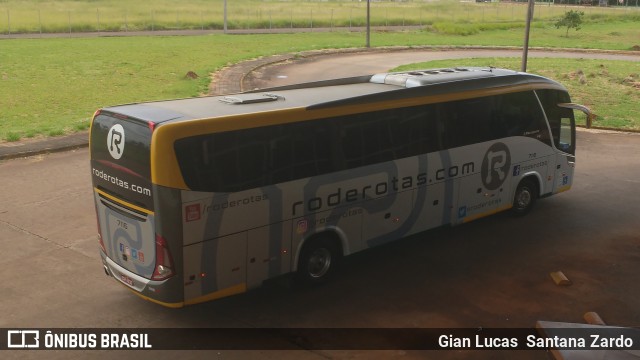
[152,234,175,281]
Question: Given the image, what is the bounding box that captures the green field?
[0,2,639,141]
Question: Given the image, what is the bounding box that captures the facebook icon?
[513,165,521,177]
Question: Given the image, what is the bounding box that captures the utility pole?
[366,0,371,48]
[224,0,228,34]
[521,0,535,72]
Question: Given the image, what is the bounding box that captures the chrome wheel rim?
[516,187,532,210]
[308,248,332,278]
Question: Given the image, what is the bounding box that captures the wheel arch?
[513,172,543,200]
[510,173,542,216]
[292,227,347,272]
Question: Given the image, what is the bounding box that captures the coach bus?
[90,67,591,307]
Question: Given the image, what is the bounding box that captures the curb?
[0,132,90,161]
[2,45,638,161]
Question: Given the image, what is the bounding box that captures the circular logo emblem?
[481,142,511,190]
[107,124,125,160]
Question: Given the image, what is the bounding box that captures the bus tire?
[295,236,341,285]
[511,178,538,216]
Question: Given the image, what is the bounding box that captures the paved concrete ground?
[2,128,640,360]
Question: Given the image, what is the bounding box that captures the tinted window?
[536,89,575,154]
[439,91,550,149]
[439,96,494,149]
[175,120,334,193]
[339,106,439,169]
[497,91,551,146]
[174,91,554,193]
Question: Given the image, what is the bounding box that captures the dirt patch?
[630,45,640,51]
[566,69,587,84]
[621,74,640,90]
[184,71,199,79]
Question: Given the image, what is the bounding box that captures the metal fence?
[1,1,638,36]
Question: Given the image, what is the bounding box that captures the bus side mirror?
[558,103,594,129]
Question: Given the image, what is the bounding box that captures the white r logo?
[107,124,125,160]
[485,150,507,184]
[481,143,511,190]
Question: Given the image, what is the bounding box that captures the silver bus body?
[90,67,588,307]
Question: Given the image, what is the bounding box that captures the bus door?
[553,103,590,193]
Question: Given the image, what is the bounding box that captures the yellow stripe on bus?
[125,287,185,308]
[462,204,514,223]
[95,188,154,216]
[124,283,247,308]
[184,283,247,306]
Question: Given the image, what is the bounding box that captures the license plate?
[120,274,134,286]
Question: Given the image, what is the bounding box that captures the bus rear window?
[90,112,154,210]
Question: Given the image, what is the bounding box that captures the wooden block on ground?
[584,311,606,326]
[550,271,571,286]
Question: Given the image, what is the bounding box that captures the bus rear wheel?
[295,237,341,285]
[511,178,538,216]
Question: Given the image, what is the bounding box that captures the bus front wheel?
[511,178,538,216]
[295,237,341,285]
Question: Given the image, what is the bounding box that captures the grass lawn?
[0,33,369,141]
[0,18,639,141]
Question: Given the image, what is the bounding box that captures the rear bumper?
[100,250,184,308]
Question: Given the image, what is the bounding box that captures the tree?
[555,10,585,38]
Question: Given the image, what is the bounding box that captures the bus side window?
[269,121,335,184]
[269,127,293,184]
[496,92,550,145]
[340,116,365,169]
[391,108,421,159]
[203,132,239,191]
[438,102,465,149]
[290,121,332,180]
[417,104,441,154]
[439,97,493,149]
[237,136,269,189]
[211,128,270,192]
[339,111,399,169]
[362,113,395,165]
[175,128,271,193]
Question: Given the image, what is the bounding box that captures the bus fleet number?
[116,219,129,230]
